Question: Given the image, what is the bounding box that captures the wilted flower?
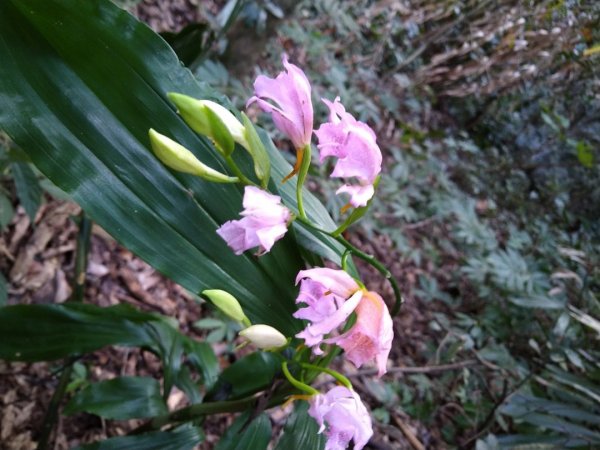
[239,324,287,349]
[329,291,393,377]
[293,268,363,355]
[308,386,373,450]
[247,54,313,150]
[315,97,382,208]
[216,186,291,255]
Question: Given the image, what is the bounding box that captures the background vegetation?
[195,0,600,447]
[1,0,598,448]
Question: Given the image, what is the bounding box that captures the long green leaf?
[275,402,325,450]
[64,376,168,420]
[77,426,203,450]
[0,0,347,335]
[206,352,283,401]
[215,412,272,450]
[0,304,166,361]
[11,162,42,222]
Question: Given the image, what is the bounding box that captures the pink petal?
[216,186,290,255]
[335,184,375,208]
[308,386,373,450]
[330,291,394,377]
[315,97,382,209]
[295,268,359,297]
[247,55,313,149]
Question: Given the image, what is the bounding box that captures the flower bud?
[241,112,271,188]
[167,93,249,154]
[148,129,238,183]
[202,289,250,326]
[239,324,287,349]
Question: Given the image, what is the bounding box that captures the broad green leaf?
[184,339,219,390]
[275,402,326,450]
[206,352,283,401]
[77,426,203,450]
[0,192,14,230]
[0,0,347,335]
[11,162,42,221]
[215,412,272,450]
[64,376,168,419]
[0,304,164,361]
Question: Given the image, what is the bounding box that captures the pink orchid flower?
[315,97,382,208]
[247,54,313,151]
[329,290,393,377]
[247,55,313,181]
[293,268,363,355]
[216,186,291,255]
[294,268,394,375]
[308,386,373,450]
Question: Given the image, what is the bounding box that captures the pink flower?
[308,386,373,450]
[216,186,291,255]
[247,54,313,150]
[329,291,393,377]
[293,268,363,355]
[315,97,382,208]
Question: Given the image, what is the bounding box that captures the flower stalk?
[282,361,319,395]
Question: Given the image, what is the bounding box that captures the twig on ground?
[348,359,480,379]
[393,415,426,450]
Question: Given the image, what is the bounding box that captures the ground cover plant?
[0,0,599,449]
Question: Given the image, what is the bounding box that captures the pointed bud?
[202,289,250,326]
[168,93,249,154]
[149,129,238,183]
[241,112,271,188]
[239,324,287,349]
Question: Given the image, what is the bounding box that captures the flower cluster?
[240,56,392,449]
[152,54,396,450]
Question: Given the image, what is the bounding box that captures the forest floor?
[0,3,445,450]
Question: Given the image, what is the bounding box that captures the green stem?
[37,360,75,450]
[337,236,404,316]
[72,214,92,303]
[282,362,319,395]
[295,217,404,316]
[301,363,352,389]
[133,396,259,434]
[37,213,92,450]
[224,155,257,186]
[296,144,312,219]
[341,249,352,272]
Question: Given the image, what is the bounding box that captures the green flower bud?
[148,129,238,183]
[202,289,250,326]
[239,325,287,350]
[241,112,271,188]
[168,93,249,155]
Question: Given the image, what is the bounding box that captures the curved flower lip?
[315,97,382,208]
[293,268,363,354]
[247,54,313,149]
[295,267,360,297]
[294,289,363,353]
[216,186,291,255]
[328,291,393,377]
[308,386,373,450]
